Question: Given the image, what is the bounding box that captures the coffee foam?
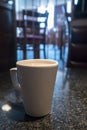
[16,59,58,67]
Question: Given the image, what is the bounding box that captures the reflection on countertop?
[0,68,87,130]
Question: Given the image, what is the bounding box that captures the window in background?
[38,3,54,29]
[66,0,72,13]
[74,0,78,5]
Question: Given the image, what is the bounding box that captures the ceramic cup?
[10,59,58,117]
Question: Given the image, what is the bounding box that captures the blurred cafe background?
[0,0,87,71]
[0,1,87,130]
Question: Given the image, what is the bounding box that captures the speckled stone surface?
[0,67,87,130]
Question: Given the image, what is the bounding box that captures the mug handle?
[10,67,21,92]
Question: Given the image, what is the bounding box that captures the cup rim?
[16,59,58,68]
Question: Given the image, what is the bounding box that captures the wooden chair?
[16,10,48,59]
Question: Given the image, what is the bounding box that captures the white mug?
[10,59,58,117]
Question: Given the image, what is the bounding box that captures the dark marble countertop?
[0,68,87,130]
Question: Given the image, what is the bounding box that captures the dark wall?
[0,2,16,72]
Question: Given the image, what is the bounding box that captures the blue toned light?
[74,0,78,5]
[8,0,13,5]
